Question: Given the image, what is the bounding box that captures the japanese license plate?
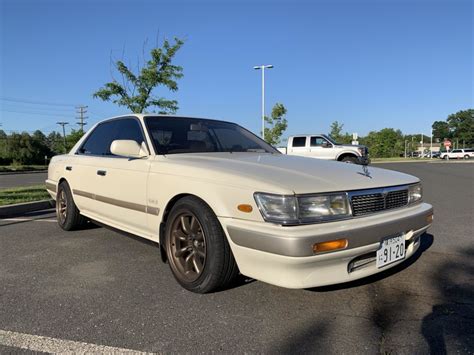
[376,234,405,268]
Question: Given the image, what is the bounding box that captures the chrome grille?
[350,188,408,216]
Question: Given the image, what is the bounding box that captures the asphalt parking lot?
[0,162,473,353]
[0,172,47,189]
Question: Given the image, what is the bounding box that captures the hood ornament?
[357,165,372,179]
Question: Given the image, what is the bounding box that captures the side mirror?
[110,140,148,158]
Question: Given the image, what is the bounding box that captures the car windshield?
[145,116,279,155]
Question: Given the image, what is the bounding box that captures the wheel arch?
[337,152,359,161]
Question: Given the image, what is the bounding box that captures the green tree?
[264,103,288,146]
[31,130,51,163]
[0,130,9,164]
[447,109,474,145]
[329,121,352,144]
[66,129,85,150]
[93,37,184,114]
[6,132,35,165]
[47,132,64,155]
[361,128,404,158]
[432,121,451,141]
[329,121,344,142]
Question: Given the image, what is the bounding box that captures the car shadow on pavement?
[306,233,434,293]
[421,246,474,354]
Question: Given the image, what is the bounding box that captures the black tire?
[444,155,449,160]
[464,155,470,160]
[341,156,358,164]
[56,181,86,231]
[164,196,239,293]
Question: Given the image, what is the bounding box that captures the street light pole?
[254,64,274,139]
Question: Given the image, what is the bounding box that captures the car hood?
[159,153,418,194]
[335,144,366,149]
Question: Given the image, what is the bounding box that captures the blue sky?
[0,0,472,139]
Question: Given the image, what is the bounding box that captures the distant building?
[417,143,441,153]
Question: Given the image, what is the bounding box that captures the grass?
[0,165,48,172]
[0,185,50,206]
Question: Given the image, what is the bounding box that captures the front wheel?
[341,156,358,164]
[165,196,238,293]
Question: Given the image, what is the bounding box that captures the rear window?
[464,149,473,153]
[292,137,307,147]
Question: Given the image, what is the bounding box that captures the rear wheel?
[56,181,86,231]
[165,196,238,293]
[464,155,470,160]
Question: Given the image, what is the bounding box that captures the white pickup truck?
[278,134,369,164]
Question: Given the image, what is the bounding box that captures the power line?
[1,104,73,113]
[0,109,72,118]
[0,96,75,107]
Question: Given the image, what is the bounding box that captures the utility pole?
[404,140,408,159]
[56,121,69,153]
[253,65,274,139]
[75,105,88,133]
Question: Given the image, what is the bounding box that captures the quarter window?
[292,137,307,147]
[78,118,145,156]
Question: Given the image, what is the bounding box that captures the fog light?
[313,239,348,253]
[237,204,253,213]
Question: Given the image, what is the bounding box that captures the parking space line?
[0,329,146,354]
[0,218,56,223]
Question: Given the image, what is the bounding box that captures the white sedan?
[46,115,433,293]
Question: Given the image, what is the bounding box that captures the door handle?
[97,170,107,176]
[66,166,72,171]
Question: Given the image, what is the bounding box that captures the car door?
[309,136,334,159]
[75,118,151,236]
[288,136,310,156]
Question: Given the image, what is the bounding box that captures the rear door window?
[292,137,307,147]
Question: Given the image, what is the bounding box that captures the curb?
[0,199,55,218]
[0,170,48,176]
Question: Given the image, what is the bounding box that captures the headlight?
[253,193,297,223]
[298,194,351,222]
[408,183,422,204]
[254,192,351,224]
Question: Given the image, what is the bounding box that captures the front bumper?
[358,155,370,165]
[219,202,433,289]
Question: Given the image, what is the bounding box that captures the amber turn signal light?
[313,239,348,253]
[426,213,433,223]
[237,204,253,213]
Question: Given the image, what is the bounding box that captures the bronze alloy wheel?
[168,212,207,282]
[57,188,67,225]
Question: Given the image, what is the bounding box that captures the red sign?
[444,140,452,148]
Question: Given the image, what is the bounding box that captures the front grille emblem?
[357,165,372,179]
